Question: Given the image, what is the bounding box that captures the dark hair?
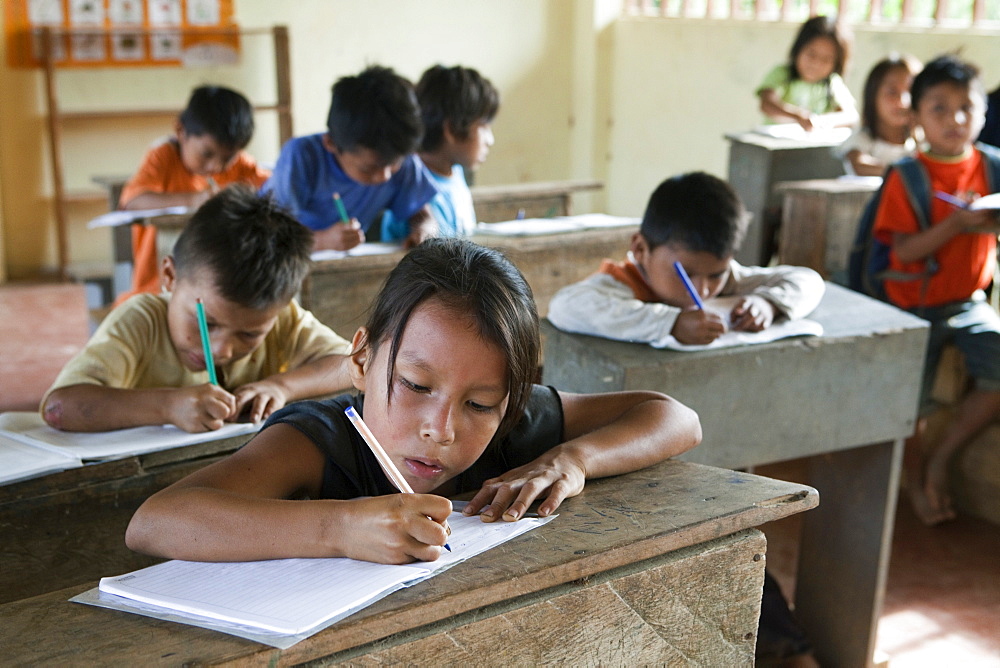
[417,65,500,153]
[326,65,423,162]
[178,85,255,149]
[788,15,851,80]
[360,238,539,442]
[911,54,984,111]
[172,185,313,310]
[640,172,748,258]
[860,54,921,136]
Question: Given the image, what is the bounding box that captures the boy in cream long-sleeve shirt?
[548,171,824,348]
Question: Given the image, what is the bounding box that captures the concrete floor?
[1,281,998,665]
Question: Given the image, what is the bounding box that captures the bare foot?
[907,480,956,526]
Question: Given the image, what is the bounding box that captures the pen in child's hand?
[333,192,351,224]
[934,191,969,209]
[195,298,219,386]
[673,261,705,310]
[344,406,451,551]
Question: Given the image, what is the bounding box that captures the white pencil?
[344,406,450,550]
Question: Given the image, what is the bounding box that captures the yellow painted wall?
[0,0,578,279]
[1,2,998,279]
[604,19,1000,216]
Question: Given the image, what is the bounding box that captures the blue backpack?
[846,143,1000,302]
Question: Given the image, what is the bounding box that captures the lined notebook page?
[0,412,259,461]
[98,511,553,636]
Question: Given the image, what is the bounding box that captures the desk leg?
[795,439,903,668]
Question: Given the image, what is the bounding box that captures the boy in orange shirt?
[116,85,270,304]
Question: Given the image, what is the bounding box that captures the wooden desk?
[726,131,847,266]
[776,177,880,284]
[302,224,637,337]
[540,283,930,668]
[1,460,816,664]
[94,179,604,304]
[470,179,603,222]
[0,433,253,604]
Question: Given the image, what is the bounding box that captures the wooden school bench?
[775,177,881,284]
[1,459,816,665]
[726,130,847,267]
[301,222,637,337]
[540,282,930,668]
[0,431,254,604]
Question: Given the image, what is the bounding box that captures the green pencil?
[196,298,219,386]
[332,192,350,224]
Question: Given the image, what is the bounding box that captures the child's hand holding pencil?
[313,192,365,251]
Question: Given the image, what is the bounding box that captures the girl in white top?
[837,54,922,176]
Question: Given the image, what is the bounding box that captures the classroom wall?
[603,19,1000,216]
[0,0,580,279]
[1,3,998,279]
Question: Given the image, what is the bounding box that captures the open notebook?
[650,296,823,351]
[79,508,554,648]
[0,412,260,483]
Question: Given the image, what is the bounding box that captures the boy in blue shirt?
[262,66,439,251]
[382,65,499,241]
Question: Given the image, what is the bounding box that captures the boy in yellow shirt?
[42,187,351,432]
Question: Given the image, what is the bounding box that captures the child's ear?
[630,232,651,265]
[161,256,177,293]
[321,134,339,156]
[348,327,370,392]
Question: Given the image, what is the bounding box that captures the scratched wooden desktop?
[541,283,930,668]
[1,459,816,665]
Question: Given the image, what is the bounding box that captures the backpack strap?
[877,156,938,281]
[975,141,1000,192]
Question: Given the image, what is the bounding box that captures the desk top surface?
[2,459,815,665]
[725,130,850,150]
[774,177,882,194]
[543,282,926,366]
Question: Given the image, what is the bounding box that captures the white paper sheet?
[0,412,259,462]
[89,510,554,643]
[0,432,82,484]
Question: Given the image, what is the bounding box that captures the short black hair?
[326,65,423,162]
[417,65,500,153]
[172,185,313,310]
[911,54,984,112]
[640,172,748,258]
[360,238,539,443]
[178,85,255,149]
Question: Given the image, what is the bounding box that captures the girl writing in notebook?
[756,15,858,131]
[126,238,701,565]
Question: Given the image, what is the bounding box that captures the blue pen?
[673,261,705,310]
[934,191,969,209]
[344,407,451,552]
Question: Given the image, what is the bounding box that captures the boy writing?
[548,171,824,667]
[547,171,825,347]
[117,85,270,304]
[872,54,1000,526]
[42,187,352,433]
[382,64,499,241]
[262,65,439,251]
